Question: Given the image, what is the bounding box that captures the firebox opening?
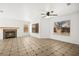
[3,29,17,39]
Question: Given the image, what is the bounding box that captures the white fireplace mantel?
[0,27,19,29]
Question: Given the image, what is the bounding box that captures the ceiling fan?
[41,11,58,18]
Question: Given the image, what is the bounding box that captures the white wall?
[27,3,51,38]
[36,12,79,45]
[30,19,50,38]
[30,3,79,45]
[30,19,41,38]
[50,12,79,45]
[0,19,29,40]
[0,3,30,40]
[40,18,50,38]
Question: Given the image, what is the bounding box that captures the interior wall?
[30,3,79,45]
[0,19,29,40]
[50,12,79,45]
[30,20,40,38]
[0,3,30,40]
[40,19,50,38]
[36,12,79,45]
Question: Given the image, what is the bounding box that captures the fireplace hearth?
[3,29,17,39]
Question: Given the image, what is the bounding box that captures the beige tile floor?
[0,36,79,56]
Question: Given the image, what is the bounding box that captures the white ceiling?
[50,3,79,16]
[22,3,48,22]
[21,3,79,22]
[0,3,79,22]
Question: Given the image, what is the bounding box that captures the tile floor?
[0,37,79,56]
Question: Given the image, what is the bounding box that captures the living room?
[0,3,79,56]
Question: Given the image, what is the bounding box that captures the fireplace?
[3,29,17,39]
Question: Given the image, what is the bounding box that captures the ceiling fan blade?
[41,13,46,15]
[42,15,46,18]
[50,14,58,16]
